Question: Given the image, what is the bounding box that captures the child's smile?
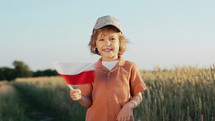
[96,30,120,61]
[103,47,112,52]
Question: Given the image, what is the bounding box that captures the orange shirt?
[78,56,147,121]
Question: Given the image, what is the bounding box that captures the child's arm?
[116,92,142,121]
[70,89,92,108]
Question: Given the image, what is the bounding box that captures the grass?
[0,65,215,121]
[135,65,215,121]
[13,77,86,121]
[0,84,30,121]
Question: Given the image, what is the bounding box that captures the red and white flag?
[53,62,95,90]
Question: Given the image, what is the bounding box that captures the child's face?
[96,29,120,61]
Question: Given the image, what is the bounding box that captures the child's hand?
[116,103,133,121]
[70,89,82,101]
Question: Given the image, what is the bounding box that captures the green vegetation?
[135,65,215,121]
[0,65,214,121]
[0,60,58,81]
[0,67,16,81]
[13,77,86,121]
[32,69,58,77]
[0,84,30,121]
[13,60,33,78]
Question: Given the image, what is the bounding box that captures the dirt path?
[0,83,16,97]
[0,83,52,121]
[13,84,57,121]
[1,82,75,121]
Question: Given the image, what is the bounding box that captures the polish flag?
[53,62,95,90]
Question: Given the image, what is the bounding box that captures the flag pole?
[68,85,74,90]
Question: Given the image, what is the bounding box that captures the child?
[70,15,147,121]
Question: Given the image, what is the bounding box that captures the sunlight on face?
[96,30,120,61]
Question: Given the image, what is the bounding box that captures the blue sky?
[0,0,215,71]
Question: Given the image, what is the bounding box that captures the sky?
[0,0,215,71]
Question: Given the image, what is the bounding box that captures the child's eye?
[99,39,104,41]
[111,38,115,40]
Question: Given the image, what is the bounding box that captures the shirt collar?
[96,56,125,69]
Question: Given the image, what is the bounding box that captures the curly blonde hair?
[89,25,128,55]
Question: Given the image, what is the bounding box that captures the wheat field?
[0,65,215,121]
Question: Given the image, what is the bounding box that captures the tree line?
[0,60,58,81]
